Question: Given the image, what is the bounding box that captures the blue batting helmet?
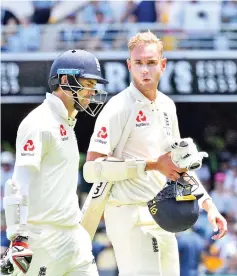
[48,49,108,91]
[48,49,108,116]
[147,174,204,233]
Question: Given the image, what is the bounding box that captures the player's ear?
[161,57,167,73]
[60,75,67,84]
[127,58,131,72]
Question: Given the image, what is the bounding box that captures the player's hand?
[0,236,33,275]
[156,152,186,181]
[170,138,208,171]
[207,208,228,240]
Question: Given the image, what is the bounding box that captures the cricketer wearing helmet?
[84,32,227,276]
[1,49,108,276]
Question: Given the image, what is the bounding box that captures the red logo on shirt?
[23,140,35,151]
[97,127,108,139]
[136,110,146,122]
[60,125,67,136]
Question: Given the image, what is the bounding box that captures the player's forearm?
[4,166,36,240]
[86,151,107,161]
[201,198,218,213]
[145,160,158,171]
[87,151,158,171]
[85,152,170,182]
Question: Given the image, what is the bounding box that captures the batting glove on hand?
[170,138,208,171]
[0,236,32,275]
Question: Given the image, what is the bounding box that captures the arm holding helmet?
[147,137,227,236]
[167,112,212,207]
[168,114,227,239]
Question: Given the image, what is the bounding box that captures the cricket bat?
[80,95,138,240]
[80,181,114,240]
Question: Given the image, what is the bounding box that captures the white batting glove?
[0,236,33,275]
[170,138,208,171]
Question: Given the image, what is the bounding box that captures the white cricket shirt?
[15,93,81,226]
[88,83,180,203]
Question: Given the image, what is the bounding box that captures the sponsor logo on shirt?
[97,126,108,139]
[136,110,149,127]
[60,124,68,141]
[21,140,35,156]
[94,126,108,144]
[163,112,171,136]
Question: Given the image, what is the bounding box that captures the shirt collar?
[129,82,158,105]
[45,93,77,127]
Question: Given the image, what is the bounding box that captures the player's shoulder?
[18,103,49,132]
[158,91,177,112]
[108,87,133,106]
[100,86,134,116]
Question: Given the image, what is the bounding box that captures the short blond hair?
[128,31,163,56]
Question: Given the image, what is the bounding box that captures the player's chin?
[141,80,154,87]
[80,99,90,106]
[80,101,90,109]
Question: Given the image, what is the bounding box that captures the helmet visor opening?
[58,72,108,117]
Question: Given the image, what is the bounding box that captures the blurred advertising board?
[1,51,237,103]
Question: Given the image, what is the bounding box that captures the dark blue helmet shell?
[48,49,108,91]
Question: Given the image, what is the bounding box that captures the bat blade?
[80,181,113,240]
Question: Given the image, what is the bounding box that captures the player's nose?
[141,65,148,74]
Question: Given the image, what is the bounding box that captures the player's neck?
[134,82,157,101]
[68,109,78,119]
[53,90,77,118]
[141,90,156,101]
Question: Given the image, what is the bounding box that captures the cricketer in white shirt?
[86,32,227,276]
[89,82,181,203]
[16,93,81,226]
[1,49,109,276]
[13,93,96,275]
[88,82,186,275]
